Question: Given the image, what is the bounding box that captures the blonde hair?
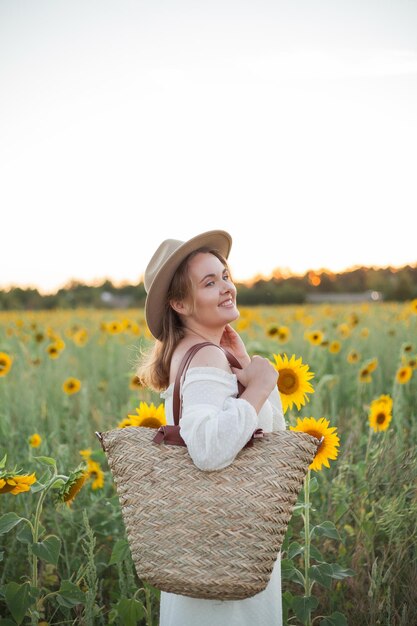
[135,247,230,391]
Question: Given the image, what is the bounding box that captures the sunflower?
[359,366,372,383]
[106,321,123,335]
[367,358,379,373]
[129,375,144,390]
[46,343,61,359]
[348,312,359,327]
[28,433,42,448]
[62,377,81,395]
[267,325,279,337]
[79,448,92,459]
[337,323,351,338]
[396,366,413,384]
[86,459,105,490]
[401,355,417,370]
[347,350,360,364]
[0,472,37,495]
[290,417,340,471]
[305,330,324,346]
[360,328,370,338]
[52,464,89,508]
[369,404,392,432]
[73,329,89,346]
[370,394,393,412]
[0,352,13,377]
[118,401,166,429]
[276,326,291,343]
[272,354,315,414]
[409,299,417,314]
[329,340,341,354]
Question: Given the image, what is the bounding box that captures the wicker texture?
[99,424,319,600]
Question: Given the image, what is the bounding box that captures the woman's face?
[178,252,239,329]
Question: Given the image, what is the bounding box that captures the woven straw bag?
[95,342,320,601]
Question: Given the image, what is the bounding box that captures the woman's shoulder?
[169,340,232,386]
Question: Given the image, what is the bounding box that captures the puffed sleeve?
[268,386,286,431]
[178,368,259,472]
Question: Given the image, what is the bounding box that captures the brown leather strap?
[172,342,245,425]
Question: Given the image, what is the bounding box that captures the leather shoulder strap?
[172,342,245,425]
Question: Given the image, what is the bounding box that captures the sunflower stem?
[31,473,67,594]
[364,427,373,465]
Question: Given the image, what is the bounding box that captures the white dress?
[158,366,286,626]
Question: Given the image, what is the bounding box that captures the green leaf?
[292,503,303,517]
[109,538,130,565]
[0,550,4,562]
[309,476,319,493]
[115,598,145,626]
[0,513,24,536]
[281,559,305,586]
[4,582,37,625]
[56,580,85,608]
[309,563,333,589]
[311,521,340,540]
[334,502,349,521]
[0,619,19,626]
[292,595,319,622]
[282,590,293,623]
[329,563,355,579]
[320,611,348,626]
[309,545,325,562]
[32,455,57,467]
[50,478,65,489]
[31,535,61,565]
[0,453,7,469]
[16,523,33,545]
[30,481,46,493]
[288,542,304,560]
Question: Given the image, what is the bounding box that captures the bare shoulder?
[169,341,231,384]
[188,344,231,371]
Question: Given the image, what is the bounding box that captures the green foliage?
[1,302,416,624]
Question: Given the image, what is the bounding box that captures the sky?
[1,0,417,295]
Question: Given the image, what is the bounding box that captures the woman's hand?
[220,324,251,367]
[231,355,278,395]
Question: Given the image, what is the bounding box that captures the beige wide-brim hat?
[144,229,232,339]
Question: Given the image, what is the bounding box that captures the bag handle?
[172,342,246,425]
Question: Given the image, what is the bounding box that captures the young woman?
[136,229,286,626]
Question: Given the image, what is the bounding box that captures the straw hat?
[144,230,233,339]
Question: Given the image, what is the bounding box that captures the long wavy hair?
[135,246,230,392]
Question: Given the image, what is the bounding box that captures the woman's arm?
[179,370,259,472]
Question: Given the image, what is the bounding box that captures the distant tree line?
[1,265,417,311]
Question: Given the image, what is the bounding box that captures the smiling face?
[171,252,239,331]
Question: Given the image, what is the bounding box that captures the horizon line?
[1,259,417,296]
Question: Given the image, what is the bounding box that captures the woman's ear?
[169,299,190,316]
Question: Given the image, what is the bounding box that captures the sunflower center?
[140,417,164,428]
[376,413,386,424]
[278,368,299,395]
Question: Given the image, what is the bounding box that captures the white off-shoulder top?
[158,366,286,626]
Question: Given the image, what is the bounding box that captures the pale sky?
[1,0,416,295]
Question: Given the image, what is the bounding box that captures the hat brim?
[145,230,232,339]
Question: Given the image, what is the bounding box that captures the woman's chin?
[226,306,240,322]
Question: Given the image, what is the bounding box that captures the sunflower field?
[1,301,417,625]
